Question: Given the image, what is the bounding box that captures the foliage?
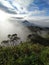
[1,34,20,46]
[0,42,49,65]
[27,33,49,46]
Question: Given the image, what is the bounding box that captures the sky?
[0,0,49,43]
[0,0,49,20]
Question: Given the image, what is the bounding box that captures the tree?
[1,40,9,46]
[9,34,20,46]
[1,33,20,46]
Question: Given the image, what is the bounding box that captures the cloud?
[0,0,49,18]
[0,2,17,14]
[27,10,45,16]
[15,0,33,7]
[26,16,49,20]
[0,0,13,8]
[0,0,49,28]
[0,0,29,14]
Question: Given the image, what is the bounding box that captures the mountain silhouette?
[22,20,37,26]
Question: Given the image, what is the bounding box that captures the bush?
[0,42,49,65]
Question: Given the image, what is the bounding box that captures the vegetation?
[27,33,49,46]
[0,42,49,65]
[1,34,20,46]
[0,33,49,65]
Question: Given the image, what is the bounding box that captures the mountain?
[22,20,49,33]
[22,20,37,26]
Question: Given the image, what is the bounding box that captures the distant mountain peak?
[22,20,36,26]
[23,20,29,23]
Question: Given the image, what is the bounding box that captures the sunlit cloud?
[0,0,13,8]
[0,10,10,22]
[25,16,49,20]
[15,0,33,7]
[0,0,49,19]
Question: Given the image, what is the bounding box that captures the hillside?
[0,42,49,65]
